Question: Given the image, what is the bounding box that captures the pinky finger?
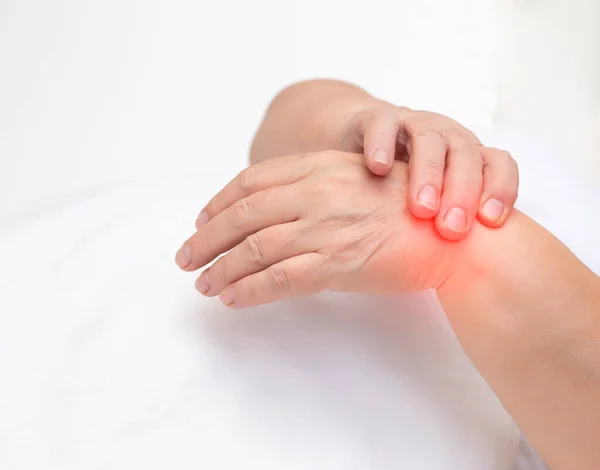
[477,147,519,227]
[218,253,329,309]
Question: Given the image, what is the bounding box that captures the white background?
[1,0,598,218]
[0,2,599,469]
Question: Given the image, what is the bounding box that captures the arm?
[438,211,600,470]
[250,80,378,164]
[177,150,600,469]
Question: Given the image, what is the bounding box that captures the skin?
[439,207,600,470]
[179,152,461,303]
[251,80,519,240]
[176,81,600,469]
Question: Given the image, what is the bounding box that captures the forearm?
[438,211,600,470]
[250,80,384,163]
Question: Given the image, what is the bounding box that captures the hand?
[340,104,519,240]
[175,151,467,308]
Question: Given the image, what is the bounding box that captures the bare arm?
[254,84,600,466]
[185,81,600,467]
[250,80,377,164]
[249,86,600,466]
[180,140,600,467]
[438,211,600,470]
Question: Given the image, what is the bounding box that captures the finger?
[177,185,300,271]
[361,114,401,176]
[195,154,314,229]
[435,141,484,241]
[195,221,310,296]
[477,147,519,227]
[218,252,330,309]
[406,129,448,219]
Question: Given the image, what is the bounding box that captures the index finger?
[196,154,315,229]
[361,113,401,176]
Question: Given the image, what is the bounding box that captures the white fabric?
[1,1,598,468]
[1,138,599,469]
[0,177,520,470]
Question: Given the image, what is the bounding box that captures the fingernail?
[175,244,192,269]
[444,207,468,233]
[196,210,209,226]
[220,287,235,306]
[195,271,210,294]
[481,198,505,222]
[417,185,438,210]
[372,148,390,165]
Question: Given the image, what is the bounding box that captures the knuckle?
[450,137,475,155]
[268,265,290,291]
[202,199,215,219]
[238,166,257,192]
[420,157,444,174]
[364,110,398,131]
[369,117,399,133]
[488,148,517,165]
[233,198,252,229]
[312,180,337,201]
[307,253,329,278]
[214,258,229,286]
[447,127,470,142]
[502,150,518,167]
[358,108,379,127]
[245,233,266,265]
[462,168,482,186]
[460,177,480,192]
[246,277,259,300]
[370,129,394,140]
[496,150,519,176]
[413,126,445,141]
[370,126,389,135]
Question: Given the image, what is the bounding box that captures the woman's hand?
[176,151,466,308]
[341,104,519,240]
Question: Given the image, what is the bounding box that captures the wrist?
[437,209,536,305]
[437,209,600,356]
[436,211,600,470]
